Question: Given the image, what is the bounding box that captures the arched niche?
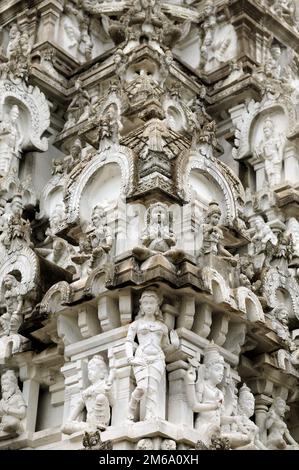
[66,146,134,226]
[0,80,50,152]
[189,169,226,220]
[249,108,288,152]
[79,162,122,226]
[177,150,242,223]
[38,174,65,219]
[163,97,188,133]
[262,268,299,321]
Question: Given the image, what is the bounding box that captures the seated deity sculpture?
[0,370,26,439]
[185,344,241,447]
[221,384,266,450]
[0,104,23,176]
[201,202,235,262]
[126,289,179,422]
[62,355,115,435]
[133,203,184,264]
[0,274,23,336]
[254,117,285,187]
[264,397,299,449]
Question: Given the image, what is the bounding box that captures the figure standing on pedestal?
[0,105,23,175]
[0,370,26,439]
[62,355,115,435]
[255,117,285,187]
[126,289,179,422]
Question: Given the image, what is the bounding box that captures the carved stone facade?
[0,0,299,451]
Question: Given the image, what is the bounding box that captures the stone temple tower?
[0,0,299,451]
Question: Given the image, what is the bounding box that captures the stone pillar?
[19,363,40,432]
[61,359,88,427]
[255,395,270,444]
[167,360,193,427]
[37,0,63,43]
[109,344,133,425]
[284,145,299,185]
[253,161,265,191]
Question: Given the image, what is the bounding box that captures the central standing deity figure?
[126,289,179,422]
[255,117,285,186]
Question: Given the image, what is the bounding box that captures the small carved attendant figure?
[201,202,234,259]
[1,194,31,251]
[6,24,21,59]
[251,216,277,256]
[185,344,228,445]
[255,117,285,187]
[0,105,23,175]
[0,274,23,335]
[0,370,26,438]
[126,289,179,422]
[62,355,115,435]
[265,397,299,449]
[63,139,82,174]
[271,305,292,348]
[63,79,91,131]
[85,205,113,270]
[229,384,266,450]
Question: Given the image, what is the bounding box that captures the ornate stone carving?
[201,201,234,260]
[199,1,237,73]
[126,289,179,421]
[254,117,286,186]
[185,344,235,447]
[264,397,299,449]
[0,370,26,439]
[63,80,91,132]
[77,204,113,272]
[62,355,115,435]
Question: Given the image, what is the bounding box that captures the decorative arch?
[40,281,72,314]
[235,287,265,322]
[0,246,39,294]
[177,149,244,222]
[201,267,231,304]
[84,265,114,298]
[232,98,295,161]
[65,145,135,225]
[262,268,299,320]
[0,79,50,151]
[38,174,65,219]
